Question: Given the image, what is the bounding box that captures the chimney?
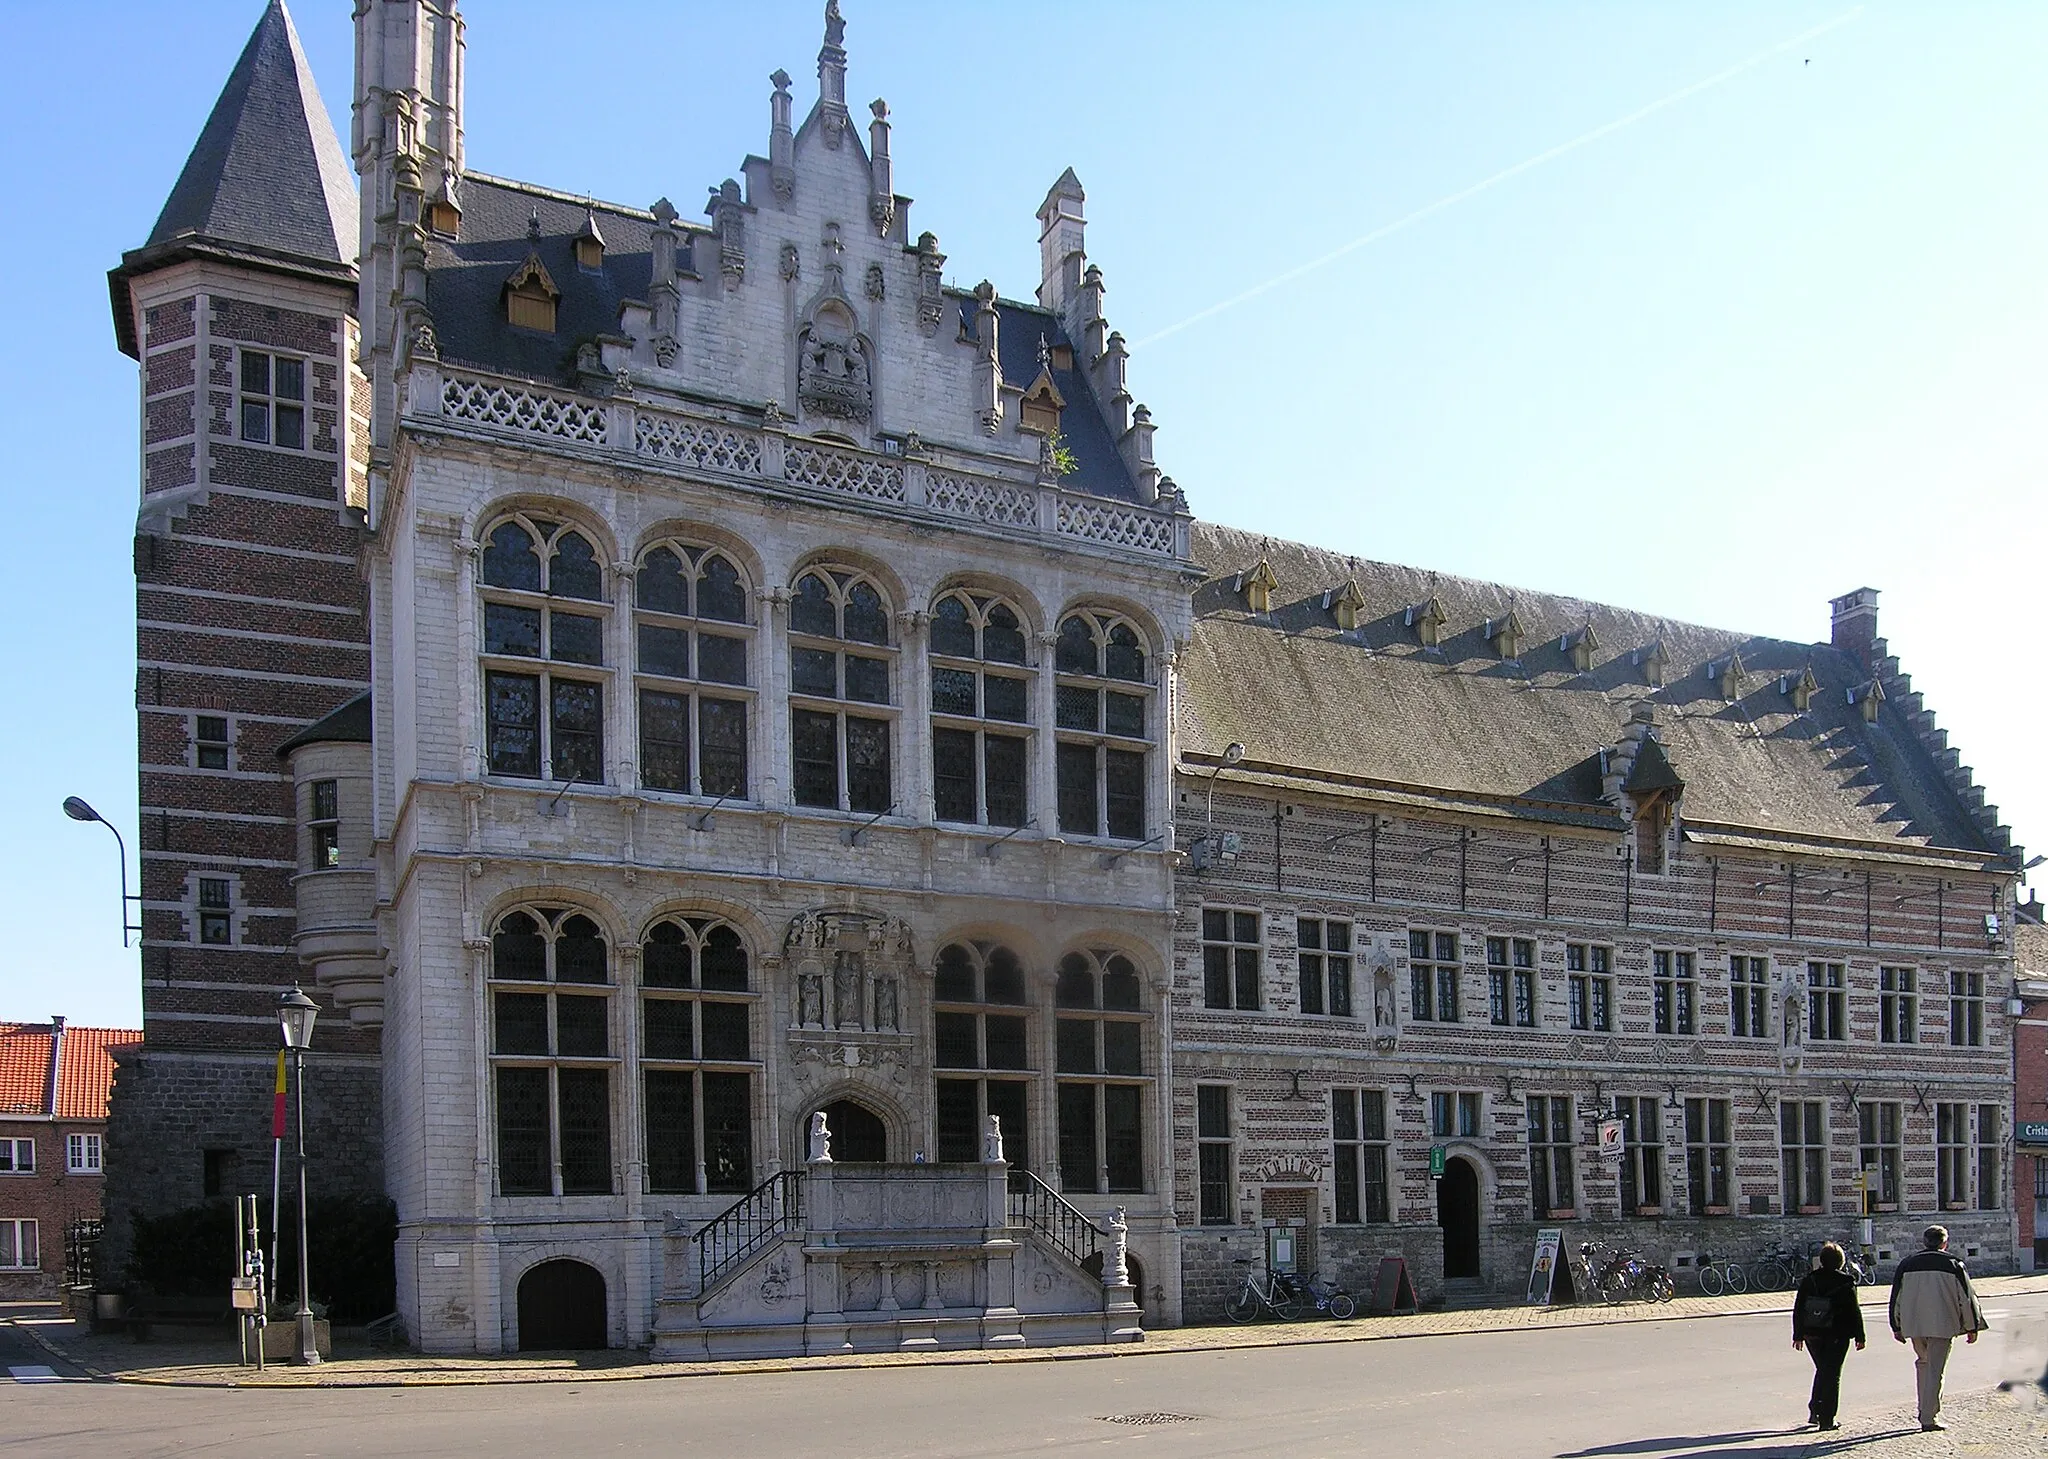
[1036,168,1087,320]
[1829,587,1879,670]
[45,1016,65,1118]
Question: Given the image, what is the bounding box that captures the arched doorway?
[1437,1157,1481,1280]
[1082,1251,1148,1316]
[517,1258,607,1350]
[819,1098,887,1162]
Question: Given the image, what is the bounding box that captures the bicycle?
[1275,1270,1356,1320]
[1223,1259,1299,1323]
[1749,1242,1804,1293]
[1695,1252,1748,1297]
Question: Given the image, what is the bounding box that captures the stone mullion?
[455,537,480,777]
[896,610,930,824]
[616,944,644,1214]
[1032,633,1059,836]
[757,587,789,808]
[609,562,636,790]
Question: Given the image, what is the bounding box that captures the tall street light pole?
[277,986,321,1365]
[62,797,142,945]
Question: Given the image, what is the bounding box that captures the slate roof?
[0,1024,137,1121]
[1179,522,2001,859]
[990,298,1138,502]
[277,690,372,757]
[110,0,358,356]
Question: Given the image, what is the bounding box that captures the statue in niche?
[1373,966,1397,1029]
[1783,995,1803,1049]
[983,1114,1004,1163]
[797,967,825,1027]
[872,975,899,1033]
[798,301,872,421]
[833,948,864,1029]
[808,1110,832,1164]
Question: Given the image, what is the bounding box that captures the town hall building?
[103,0,2028,1353]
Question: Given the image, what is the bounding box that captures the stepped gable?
[1179,521,2003,860]
[110,0,356,354]
[421,176,656,385]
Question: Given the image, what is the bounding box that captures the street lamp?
[277,986,321,1366]
[62,797,142,946]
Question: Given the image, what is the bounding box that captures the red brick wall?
[0,1121,109,1297]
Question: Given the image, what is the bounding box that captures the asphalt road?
[4,1293,2044,1459]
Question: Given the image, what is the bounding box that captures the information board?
[1371,1256,1418,1315]
[1526,1227,1564,1305]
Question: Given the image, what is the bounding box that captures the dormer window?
[1849,679,1884,723]
[1404,596,1446,648]
[504,253,560,333]
[1235,560,1278,615]
[1323,580,1365,631]
[1485,610,1525,661]
[1708,653,1746,700]
[1780,666,1817,712]
[1018,373,1064,436]
[1634,639,1669,688]
[575,209,605,271]
[1634,796,1671,875]
[428,200,461,237]
[1561,623,1600,672]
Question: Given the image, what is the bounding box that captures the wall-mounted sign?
[2017,1121,2048,1147]
[1597,1119,1623,1159]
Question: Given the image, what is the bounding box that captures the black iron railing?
[694,1171,803,1293]
[65,1218,102,1289]
[1006,1170,1102,1272]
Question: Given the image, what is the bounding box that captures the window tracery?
[488,906,614,1197]
[479,514,608,784]
[930,589,1031,827]
[641,916,759,1195]
[1052,609,1151,840]
[788,567,894,813]
[635,540,753,798]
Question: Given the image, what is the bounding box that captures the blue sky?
[3,2,2042,1028]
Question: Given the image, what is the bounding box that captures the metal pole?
[293,1046,320,1365]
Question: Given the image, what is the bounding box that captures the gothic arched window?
[929,589,1032,828]
[1053,949,1149,1195]
[932,942,1031,1168]
[1052,609,1152,840]
[640,916,759,1195]
[634,540,753,798]
[788,567,894,814]
[479,513,608,785]
[487,906,613,1196]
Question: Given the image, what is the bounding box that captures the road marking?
[8,1365,59,1383]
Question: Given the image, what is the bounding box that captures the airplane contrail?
[1133,7,1865,348]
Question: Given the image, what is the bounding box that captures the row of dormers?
[1228,558,1887,721]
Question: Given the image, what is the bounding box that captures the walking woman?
[1792,1242,1867,1430]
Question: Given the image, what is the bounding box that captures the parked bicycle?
[1695,1251,1748,1297]
[1275,1270,1356,1320]
[1577,1242,1675,1304]
[1223,1259,1299,1323]
[1749,1241,1805,1292]
[1815,1241,1877,1286]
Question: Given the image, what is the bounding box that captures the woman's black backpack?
[1800,1283,1836,1329]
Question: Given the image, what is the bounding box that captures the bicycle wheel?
[1224,1287,1258,1324]
[1724,1263,1748,1295]
[1698,1264,1724,1297]
[1269,1288,1300,1321]
[1753,1259,1788,1293]
[1328,1293,1356,1320]
[1650,1272,1675,1303]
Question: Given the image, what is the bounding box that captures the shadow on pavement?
[1558,1428,1922,1458]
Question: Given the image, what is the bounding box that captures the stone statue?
[873,975,899,1033]
[1783,995,1803,1048]
[833,949,863,1029]
[1104,1206,1130,1287]
[982,1114,1004,1164]
[1373,967,1397,1028]
[797,970,824,1027]
[808,1110,832,1164]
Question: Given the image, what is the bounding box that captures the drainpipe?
[46,1016,65,1117]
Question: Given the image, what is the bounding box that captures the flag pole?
[268,1047,286,1301]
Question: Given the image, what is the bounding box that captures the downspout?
[45,1016,65,1117]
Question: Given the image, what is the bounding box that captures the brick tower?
[102,0,382,1268]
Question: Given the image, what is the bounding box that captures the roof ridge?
[462,171,684,228]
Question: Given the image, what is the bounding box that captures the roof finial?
[527,208,541,241]
[818,1,850,147]
[824,0,845,49]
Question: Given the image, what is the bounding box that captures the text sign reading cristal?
[2018,1121,2048,1147]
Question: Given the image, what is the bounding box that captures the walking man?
[1888,1224,1988,1432]
[1792,1242,1865,1430]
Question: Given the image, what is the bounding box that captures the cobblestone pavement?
[5,1274,2045,1392]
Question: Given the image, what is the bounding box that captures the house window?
[489,907,614,1196]
[1617,1097,1662,1213]
[0,1138,32,1174]
[934,941,1032,1169]
[479,515,609,785]
[197,877,233,945]
[1948,971,1984,1047]
[0,1220,37,1271]
[1858,1101,1901,1211]
[1297,918,1353,1017]
[1685,1097,1732,1214]
[1052,609,1151,840]
[1567,943,1612,1031]
[1201,908,1261,1011]
[930,590,1031,828]
[1409,930,1460,1022]
[1652,950,1696,1035]
[202,1148,237,1197]
[1880,967,1917,1044]
[1196,1084,1233,1224]
[1055,949,1149,1194]
[634,541,753,799]
[641,916,759,1195]
[1976,1105,2000,1211]
[1634,797,1669,874]
[194,714,232,769]
[1730,955,1770,1039]
[238,349,306,450]
[309,779,341,869]
[1431,1091,1481,1140]
[1487,937,1535,1027]
[788,568,894,813]
[1331,1089,1390,1224]
[1937,1103,1969,1210]
[1807,962,1846,1041]
[1781,1100,1827,1213]
[65,1134,102,1174]
[1527,1095,1575,1217]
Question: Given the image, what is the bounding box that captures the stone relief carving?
[786,909,913,1036]
[798,306,872,421]
[864,262,885,301]
[779,242,800,282]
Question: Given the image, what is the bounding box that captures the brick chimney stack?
[1829,587,1880,670]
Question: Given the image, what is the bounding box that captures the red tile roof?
[0,1022,141,1121]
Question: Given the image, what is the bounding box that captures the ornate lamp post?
[277,986,321,1365]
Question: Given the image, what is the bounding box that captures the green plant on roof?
[1047,431,1078,478]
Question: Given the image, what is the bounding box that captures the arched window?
[932,942,1032,1167]
[634,540,753,798]
[1053,949,1149,1195]
[1052,609,1152,840]
[640,917,759,1195]
[479,514,609,785]
[488,907,613,1196]
[788,567,894,814]
[929,590,1032,828]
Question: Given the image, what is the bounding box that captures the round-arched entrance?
[517,1258,607,1350]
[818,1098,887,1162]
[1436,1156,1481,1280]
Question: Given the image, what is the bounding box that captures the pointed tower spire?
[818,0,850,148]
[1037,167,1086,321]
